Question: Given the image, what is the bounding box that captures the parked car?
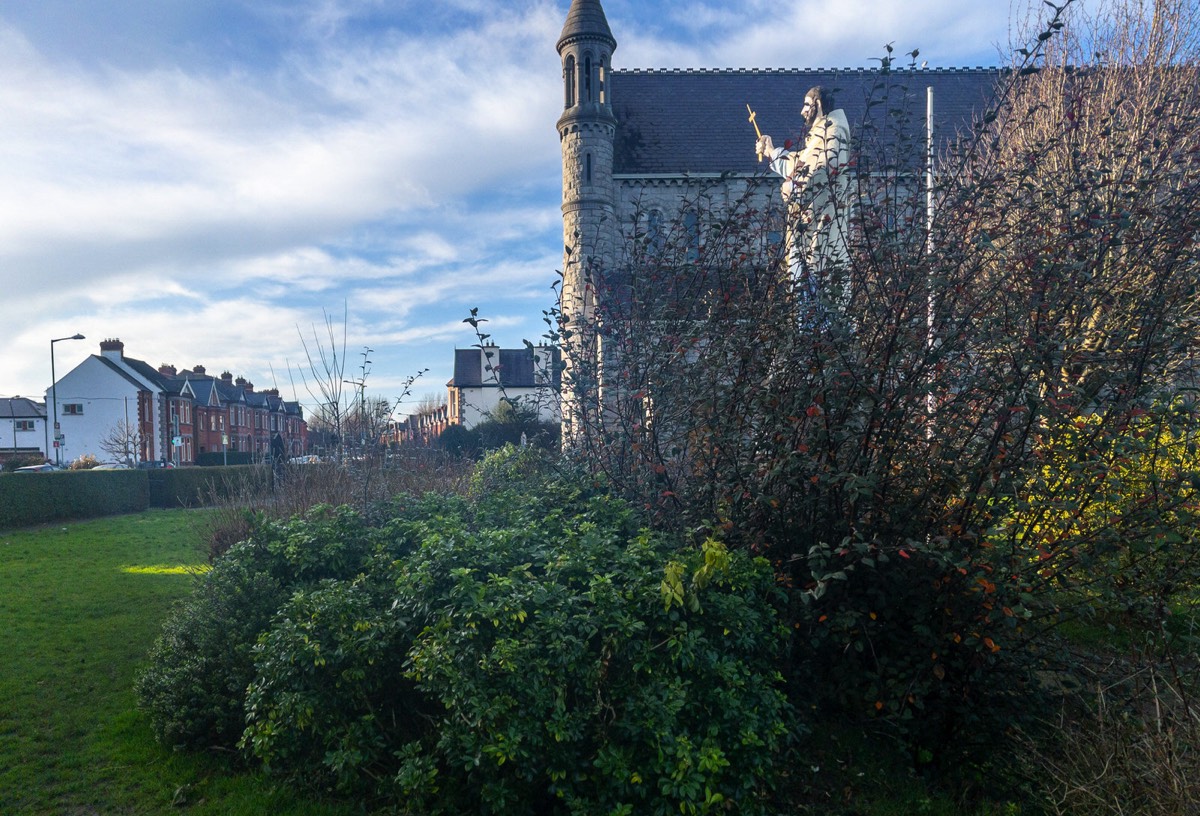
[93,462,131,470]
[13,462,61,473]
[136,460,175,469]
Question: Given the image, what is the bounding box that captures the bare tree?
[98,420,142,467]
[294,306,349,461]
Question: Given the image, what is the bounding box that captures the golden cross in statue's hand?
[747,104,764,160]
[747,104,762,139]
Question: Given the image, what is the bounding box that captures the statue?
[754,86,852,297]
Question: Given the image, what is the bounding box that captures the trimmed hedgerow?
[0,469,149,528]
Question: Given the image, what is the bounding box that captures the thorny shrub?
[539,0,1200,776]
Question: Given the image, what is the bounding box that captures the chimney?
[158,364,177,376]
[244,381,254,392]
[99,338,124,360]
[220,371,233,384]
[235,376,247,387]
[193,364,206,375]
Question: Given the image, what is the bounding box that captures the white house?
[447,346,561,429]
[46,338,168,466]
[0,397,47,463]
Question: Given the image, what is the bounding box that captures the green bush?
[235,450,791,813]
[134,554,288,749]
[135,504,403,750]
[196,450,257,467]
[147,447,793,812]
[391,508,790,816]
[240,573,419,792]
[0,469,149,528]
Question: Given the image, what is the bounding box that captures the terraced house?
[47,338,306,466]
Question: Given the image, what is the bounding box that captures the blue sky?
[0,0,1028,421]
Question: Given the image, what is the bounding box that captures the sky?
[0,0,1030,422]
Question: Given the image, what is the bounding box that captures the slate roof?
[186,377,221,406]
[0,397,45,419]
[557,0,614,51]
[451,348,560,389]
[119,355,170,390]
[93,355,156,390]
[610,67,1004,176]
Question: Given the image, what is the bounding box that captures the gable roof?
[0,397,45,419]
[451,348,560,389]
[610,67,1003,176]
[120,355,170,390]
[93,355,156,391]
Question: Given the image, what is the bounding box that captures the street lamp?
[50,333,85,465]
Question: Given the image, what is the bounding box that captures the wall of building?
[48,363,144,465]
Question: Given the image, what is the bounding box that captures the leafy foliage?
[142,448,792,814]
[389,459,789,815]
[135,505,403,750]
[543,0,1200,779]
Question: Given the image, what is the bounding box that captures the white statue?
[755,86,852,291]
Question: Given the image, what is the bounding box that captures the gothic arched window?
[564,55,576,108]
[584,55,593,102]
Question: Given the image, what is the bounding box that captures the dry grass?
[1023,660,1200,816]
[198,451,473,560]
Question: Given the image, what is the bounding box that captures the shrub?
[69,454,99,470]
[149,464,269,509]
[240,573,418,793]
[134,554,288,749]
[218,451,792,813]
[1020,667,1200,815]
[437,423,480,457]
[388,488,790,816]
[135,504,402,750]
[2,454,44,472]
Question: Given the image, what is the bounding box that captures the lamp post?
[50,333,85,466]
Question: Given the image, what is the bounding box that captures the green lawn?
[0,510,363,815]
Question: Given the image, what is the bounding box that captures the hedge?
[147,465,269,509]
[0,469,149,529]
[0,465,272,529]
[195,451,257,467]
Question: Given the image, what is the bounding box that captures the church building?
[555,0,1001,328]
[553,0,1003,435]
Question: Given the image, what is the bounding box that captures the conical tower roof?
[557,0,615,53]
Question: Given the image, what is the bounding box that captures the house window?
[14,420,34,432]
[63,404,83,415]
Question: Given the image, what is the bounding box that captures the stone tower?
[554,0,614,340]
[556,0,617,439]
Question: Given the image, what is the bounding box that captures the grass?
[0,510,365,815]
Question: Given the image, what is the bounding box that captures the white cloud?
[0,1,1021,403]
